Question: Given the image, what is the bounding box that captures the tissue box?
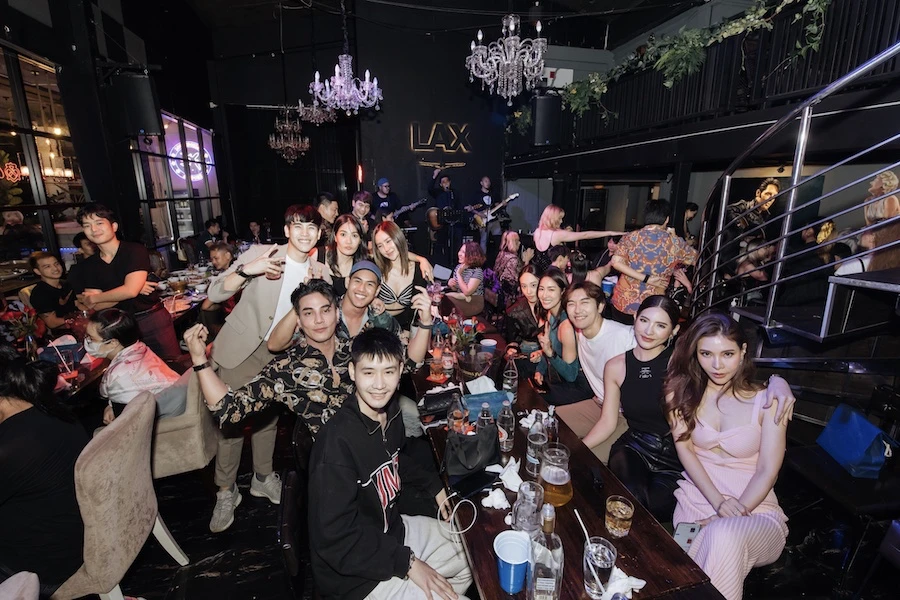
[38,343,86,365]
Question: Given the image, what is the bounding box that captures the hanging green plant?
[508,0,833,131]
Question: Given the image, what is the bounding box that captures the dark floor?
[115,414,898,600]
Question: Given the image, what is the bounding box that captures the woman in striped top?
[444,241,485,317]
[665,313,789,600]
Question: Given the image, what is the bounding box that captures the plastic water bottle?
[502,356,519,405]
[526,417,548,477]
[497,400,515,452]
[477,402,494,432]
[544,406,559,444]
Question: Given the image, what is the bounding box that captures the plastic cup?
[480,339,497,352]
[494,530,531,594]
[601,276,616,297]
[584,536,616,599]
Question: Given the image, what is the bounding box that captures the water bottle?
[502,356,518,405]
[544,406,559,444]
[497,400,515,452]
[526,417,548,477]
[477,402,494,432]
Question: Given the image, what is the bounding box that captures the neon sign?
[0,161,22,183]
[168,141,212,182]
[409,122,472,153]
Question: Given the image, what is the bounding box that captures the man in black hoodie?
[308,329,472,600]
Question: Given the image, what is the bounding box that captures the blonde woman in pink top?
[665,313,789,600]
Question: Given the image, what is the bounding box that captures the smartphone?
[673,522,700,553]
[449,470,499,499]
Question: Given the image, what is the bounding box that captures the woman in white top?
[86,308,184,424]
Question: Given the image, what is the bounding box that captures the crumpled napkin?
[481,488,511,510]
[466,375,497,395]
[486,457,523,492]
[599,566,646,600]
[519,409,548,429]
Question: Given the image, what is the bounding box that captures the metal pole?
[706,175,732,309]
[765,105,813,324]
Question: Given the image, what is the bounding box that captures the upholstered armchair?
[151,371,218,479]
[51,393,189,600]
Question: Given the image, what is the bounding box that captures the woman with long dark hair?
[372,221,430,330]
[317,214,368,298]
[505,264,542,378]
[580,295,682,520]
[665,313,789,600]
[0,345,88,597]
[535,267,593,405]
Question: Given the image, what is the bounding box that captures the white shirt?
[835,256,870,276]
[265,255,310,340]
[100,342,179,405]
[577,318,636,401]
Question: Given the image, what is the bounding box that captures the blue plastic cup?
[494,530,531,594]
[601,277,616,297]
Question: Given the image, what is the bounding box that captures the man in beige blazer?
[204,204,331,533]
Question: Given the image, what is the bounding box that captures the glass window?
[142,155,172,200]
[137,134,163,155]
[0,130,38,206]
[35,135,85,203]
[18,55,67,136]
[201,129,215,164]
[207,165,219,197]
[1,49,17,128]
[149,201,174,243]
[173,200,195,237]
[0,206,46,260]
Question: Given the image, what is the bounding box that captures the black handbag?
[444,424,501,477]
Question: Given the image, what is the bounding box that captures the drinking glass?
[427,281,443,306]
[57,349,79,381]
[511,482,544,533]
[583,536,616,599]
[605,495,635,538]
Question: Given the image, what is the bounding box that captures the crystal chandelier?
[298,99,336,126]
[309,0,382,115]
[465,14,547,106]
[268,107,310,164]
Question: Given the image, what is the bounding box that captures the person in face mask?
[86,309,184,425]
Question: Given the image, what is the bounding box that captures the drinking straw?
[574,508,606,595]
[51,343,72,372]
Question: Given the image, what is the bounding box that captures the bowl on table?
[168,278,188,294]
[193,282,209,294]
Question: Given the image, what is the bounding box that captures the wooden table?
[415,369,723,600]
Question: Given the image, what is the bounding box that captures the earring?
[666,336,674,348]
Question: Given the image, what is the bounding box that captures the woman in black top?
[0,345,88,597]
[315,214,368,298]
[582,295,683,521]
[505,264,542,377]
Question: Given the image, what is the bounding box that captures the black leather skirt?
[611,428,683,476]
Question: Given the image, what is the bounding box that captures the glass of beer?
[605,495,634,538]
[537,442,573,507]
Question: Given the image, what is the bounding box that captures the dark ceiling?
[182,0,702,53]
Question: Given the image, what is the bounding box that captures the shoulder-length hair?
[538,205,564,230]
[372,221,411,279]
[664,312,759,441]
[537,266,569,326]
[327,214,368,276]
[499,230,519,254]
[462,241,485,267]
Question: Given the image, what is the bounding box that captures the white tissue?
[465,376,497,395]
[518,409,547,429]
[481,488,511,510]
[498,457,523,492]
[599,566,647,600]
[504,513,513,526]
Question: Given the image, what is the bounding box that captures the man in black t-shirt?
[27,251,78,334]
[69,203,181,360]
[196,219,223,261]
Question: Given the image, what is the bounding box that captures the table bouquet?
[1,304,46,360]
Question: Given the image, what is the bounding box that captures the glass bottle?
[502,356,518,405]
[497,400,515,452]
[477,402,494,431]
[441,337,454,375]
[543,405,559,444]
[525,416,547,477]
[24,334,39,363]
[528,503,564,600]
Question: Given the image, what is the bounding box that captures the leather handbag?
[817,404,898,479]
[444,424,501,477]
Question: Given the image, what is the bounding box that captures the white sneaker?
[250,472,282,505]
[209,485,242,533]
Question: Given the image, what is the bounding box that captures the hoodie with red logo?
[308,394,443,600]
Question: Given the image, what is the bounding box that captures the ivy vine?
[515,0,832,130]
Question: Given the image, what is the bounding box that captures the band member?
[426,168,463,267]
[471,176,504,253]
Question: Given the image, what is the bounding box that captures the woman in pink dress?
[665,313,789,600]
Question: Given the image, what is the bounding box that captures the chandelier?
[309,0,382,115]
[465,14,547,106]
[298,99,336,126]
[268,107,310,164]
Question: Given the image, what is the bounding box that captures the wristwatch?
[404,551,417,580]
[193,361,211,372]
[235,264,255,279]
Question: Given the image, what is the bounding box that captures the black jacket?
[506,296,541,346]
[308,395,443,600]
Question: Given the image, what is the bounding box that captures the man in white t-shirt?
[204,204,331,533]
[556,281,635,463]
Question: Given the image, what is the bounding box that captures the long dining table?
[413,362,724,600]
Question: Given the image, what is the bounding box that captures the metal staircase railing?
[692,40,900,332]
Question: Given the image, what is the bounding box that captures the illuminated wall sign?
[0,161,22,183]
[168,141,212,182]
[409,122,472,153]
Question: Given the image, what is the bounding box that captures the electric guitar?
[377,198,426,223]
[470,193,519,229]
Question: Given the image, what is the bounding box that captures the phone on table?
[449,470,499,499]
[673,522,700,553]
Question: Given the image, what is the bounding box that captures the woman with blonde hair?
[372,221,430,329]
[532,205,622,273]
[864,170,900,226]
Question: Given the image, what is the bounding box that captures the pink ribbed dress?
[672,391,788,600]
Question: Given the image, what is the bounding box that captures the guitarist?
[427,168,462,267]
[471,175,504,253]
[372,177,409,226]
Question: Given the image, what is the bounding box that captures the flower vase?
[24,334,39,362]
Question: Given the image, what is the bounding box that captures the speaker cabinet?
[103,72,163,137]
[531,94,561,146]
